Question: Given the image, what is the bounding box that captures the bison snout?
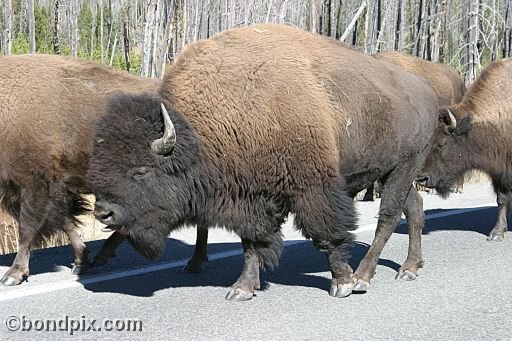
[415,176,434,188]
[95,200,127,227]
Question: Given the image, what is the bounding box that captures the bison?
[358,51,466,201]
[418,58,512,241]
[374,51,466,107]
[0,55,158,285]
[87,24,439,300]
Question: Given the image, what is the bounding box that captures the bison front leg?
[396,186,424,281]
[225,232,283,301]
[92,231,126,266]
[488,192,510,242]
[353,169,415,292]
[62,221,91,274]
[183,224,209,273]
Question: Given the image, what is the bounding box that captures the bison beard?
[89,24,439,300]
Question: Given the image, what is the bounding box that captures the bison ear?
[439,107,457,133]
[454,115,472,136]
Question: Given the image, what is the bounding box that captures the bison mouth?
[416,176,452,198]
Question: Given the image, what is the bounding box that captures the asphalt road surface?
[0,183,510,340]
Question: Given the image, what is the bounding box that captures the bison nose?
[95,200,125,227]
[415,176,429,185]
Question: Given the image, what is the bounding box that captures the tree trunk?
[504,0,511,57]
[71,0,79,57]
[413,0,424,56]
[100,0,105,63]
[157,0,174,79]
[28,0,36,53]
[141,0,158,77]
[123,8,131,72]
[468,0,481,83]
[52,0,60,55]
[340,1,365,43]
[3,0,12,55]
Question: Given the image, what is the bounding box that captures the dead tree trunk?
[468,0,481,83]
[141,0,158,77]
[504,0,511,57]
[123,8,131,72]
[413,0,424,56]
[3,0,12,55]
[53,0,60,55]
[71,0,79,57]
[28,0,36,53]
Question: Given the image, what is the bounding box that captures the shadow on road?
[72,239,399,298]
[394,206,499,237]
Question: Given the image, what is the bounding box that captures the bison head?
[417,107,473,198]
[87,93,200,259]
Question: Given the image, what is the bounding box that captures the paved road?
[0,183,509,340]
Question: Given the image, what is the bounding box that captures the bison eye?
[129,167,151,180]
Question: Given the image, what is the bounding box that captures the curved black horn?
[446,108,457,133]
[151,103,176,155]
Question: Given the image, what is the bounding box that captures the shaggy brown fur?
[0,54,158,285]
[420,58,512,241]
[374,51,466,195]
[375,51,466,106]
[89,24,439,299]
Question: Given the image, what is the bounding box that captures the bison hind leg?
[293,182,357,298]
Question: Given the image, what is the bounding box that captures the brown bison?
[418,58,512,241]
[87,24,439,300]
[0,55,158,285]
[374,51,466,107]
[358,51,466,201]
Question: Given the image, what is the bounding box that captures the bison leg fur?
[0,187,49,286]
[0,225,38,286]
[488,192,509,242]
[226,232,283,302]
[92,231,126,267]
[62,221,91,274]
[183,224,209,273]
[353,171,415,292]
[396,186,425,281]
[294,185,356,298]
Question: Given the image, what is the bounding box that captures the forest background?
[0,0,507,252]
[2,0,511,83]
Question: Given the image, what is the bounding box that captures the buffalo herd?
[0,23,509,301]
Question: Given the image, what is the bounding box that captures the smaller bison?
[358,51,466,200]
[0,55,158,285]
[374,51,466,107]
[418,58,512,241]
[88,24,439,300]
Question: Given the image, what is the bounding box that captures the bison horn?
[151,103,176,155]
[446,108,457,133]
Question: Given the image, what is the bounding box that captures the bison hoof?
[329,285,352,298]
[352,279,370,293]
[225,287,254,301]
[71,263,90,275]
[0,276,23,286]
[487,234,504,242]
[395,270,417,281]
